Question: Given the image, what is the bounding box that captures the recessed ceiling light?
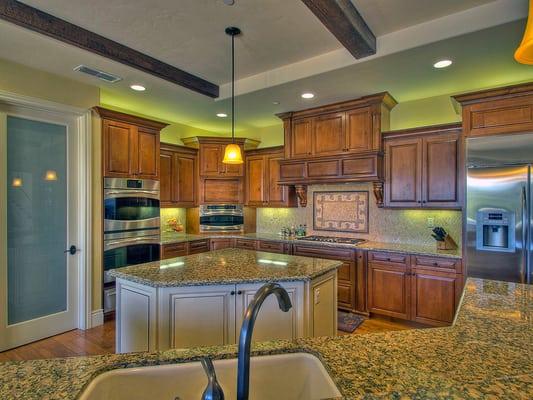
[223,0,235,4]
[272,101,280,105]
[216,113,228,118]
[301,92,315,99]
[130,84,146,91]
[433,59,453,69]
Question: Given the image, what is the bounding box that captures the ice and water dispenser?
[475,209,515,252]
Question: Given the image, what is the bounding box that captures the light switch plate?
[427,217,435,228]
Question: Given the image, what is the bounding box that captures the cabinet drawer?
[161,242,187,259]
[368,251,409,266]
[412,256,462,273]
[210,239,234,250]
[188,239,210,254]
[292,244,354,261]
[337,262,353,282]
[257,240,288,254]
[235,239,257,250]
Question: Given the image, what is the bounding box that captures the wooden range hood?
[276,92,397,206]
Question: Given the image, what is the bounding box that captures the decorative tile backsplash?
[160,208,186,232]
[257,183,462,249]
[313,191,369,233]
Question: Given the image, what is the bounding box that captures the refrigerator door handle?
[521,186,528,284]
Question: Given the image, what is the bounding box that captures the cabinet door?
[201,178,243,204]
[136,128,159,179]
[291,118,313,158]
[367,262,410,320]
[163,286,236,349]
[160,150,174,206]
[246,155,266,206]
[222,144,245,177]
[175,153,197,207]
[384,137,422,207]
[422,133,461,208]
[346,107,373,152]
[313,112,345,156]
[103,119,134,177]
[336,261,356,311]
[200,144,222,176]
[235,283,301,342]
[411,269,460,326]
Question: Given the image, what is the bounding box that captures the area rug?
[338,311,365,333]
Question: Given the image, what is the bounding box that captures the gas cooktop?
[297,235,367,245]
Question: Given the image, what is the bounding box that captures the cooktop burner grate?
[297,235,367,245]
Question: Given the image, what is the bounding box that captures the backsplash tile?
[257,183,462,249]
[160,208,186,233]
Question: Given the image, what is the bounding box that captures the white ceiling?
[0,0,530,134]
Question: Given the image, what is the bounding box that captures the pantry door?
[0,104,82,351]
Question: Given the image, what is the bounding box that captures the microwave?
[199,204,244,232]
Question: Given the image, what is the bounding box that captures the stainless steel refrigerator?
[467,133,533,284]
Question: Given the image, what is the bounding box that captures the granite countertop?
[108,248,342,287]
[1,278,530,399]
[161,231,462,259]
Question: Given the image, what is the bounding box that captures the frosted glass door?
[7,116,68,324]
[0,108,80,351]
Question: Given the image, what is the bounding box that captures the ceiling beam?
[301,0,376,58]
[0,0,219,98]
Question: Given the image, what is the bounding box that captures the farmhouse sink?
[79,352,341,400]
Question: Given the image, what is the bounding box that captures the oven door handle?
[104,236,160,251]
[200,225,243,231]
[104,190,160,199]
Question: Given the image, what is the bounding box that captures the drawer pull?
[433,262,439,266]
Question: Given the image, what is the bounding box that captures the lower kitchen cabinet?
[411,269,462,326]
[116,270,336,352]
[188,239,210,254]
[367,251,463,326]
[367,260,411,320]
[161,242,188,260]
[210,238,235,250]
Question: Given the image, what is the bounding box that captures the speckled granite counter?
[108,248,342,287]
[161,231,462,259]
[0,278,530,399]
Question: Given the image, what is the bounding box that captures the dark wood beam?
[301,0,376,58]
[0,0,219,98]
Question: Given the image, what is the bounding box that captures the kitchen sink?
[79,352,341,400]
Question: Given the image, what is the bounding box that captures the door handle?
[64,245,78,255]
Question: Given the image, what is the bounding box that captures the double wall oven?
[103,178,161,314]
[199,204,244,232]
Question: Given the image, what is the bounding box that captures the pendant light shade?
[222,26,244,165]
[515,0,533,64]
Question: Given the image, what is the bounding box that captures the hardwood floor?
[0,316,419,362]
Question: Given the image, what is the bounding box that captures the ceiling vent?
[73,65,122,83]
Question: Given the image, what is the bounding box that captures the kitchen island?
[109,249,341,353]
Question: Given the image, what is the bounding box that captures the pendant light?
[515,0,533,64]
[222,26,244,165]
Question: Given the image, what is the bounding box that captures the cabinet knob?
[237,290,243,295]
[230,291,236,295]
[433,262,439,266]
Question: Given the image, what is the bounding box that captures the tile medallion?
[313,191,369,233]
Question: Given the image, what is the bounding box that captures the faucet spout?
[236,283,292,400]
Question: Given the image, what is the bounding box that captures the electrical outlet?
[427,217,435,228]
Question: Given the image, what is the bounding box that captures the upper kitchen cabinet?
[279,93,396,160]
[245,146,297,208]
[276,93,396,194]
[95,107,168,179]
[160,143,198,208]
[383,123,463,209]
[182,137,260,178]
[453,82,533,138]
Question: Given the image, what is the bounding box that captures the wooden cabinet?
[235,238,257,250]
[291,118,313,158]
[245,147,297,207]
[292,244,364,314]
[453,83,533,137]
[188,239,210,254]
[313,112,345,156]
[199,143,244,177]
[210,238,235,250]
[161,242,188,260]
[367,258,411,320]
[160,144,198,208]
[95,107,167,179]
[257,240,290,254]
[384,123,462,209]
[200,177,243,204]
[345,106,374,152]
[367,251,463,326]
